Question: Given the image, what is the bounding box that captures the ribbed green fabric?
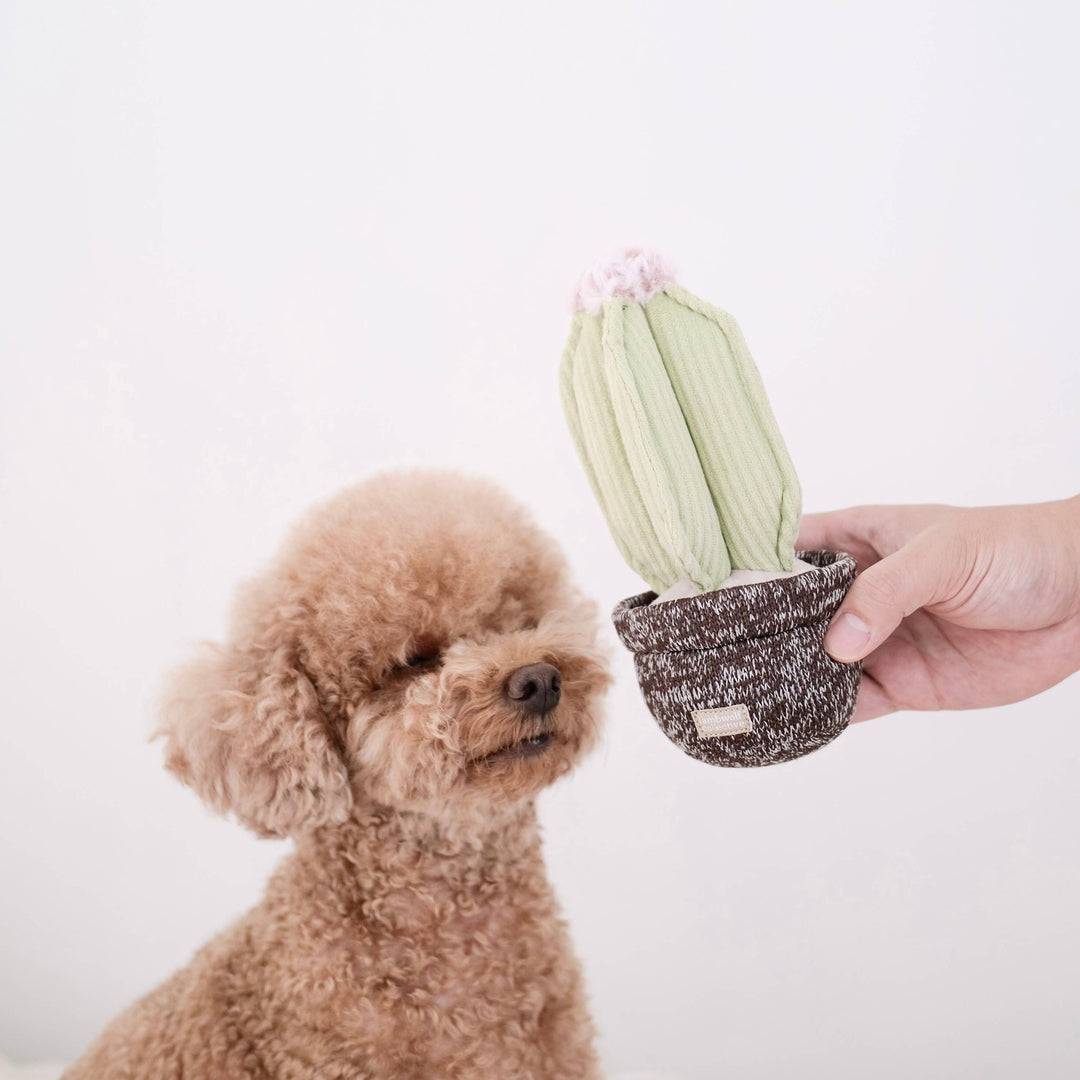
[560,284,801,593]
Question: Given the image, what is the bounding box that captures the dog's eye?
[401,637,442,671]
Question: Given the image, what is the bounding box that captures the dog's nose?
[505,662,562,715]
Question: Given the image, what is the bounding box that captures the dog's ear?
[156,639,353,838]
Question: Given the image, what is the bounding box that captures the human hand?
[797,497,1080,722]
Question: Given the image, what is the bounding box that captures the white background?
[2,2,1079,1076]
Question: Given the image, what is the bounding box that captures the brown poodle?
[64,471,611,1080]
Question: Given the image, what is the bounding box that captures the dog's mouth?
[477,731,554,765]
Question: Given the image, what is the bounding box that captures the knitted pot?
[611,550,860,767]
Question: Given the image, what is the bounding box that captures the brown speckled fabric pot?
[612,550,860,767]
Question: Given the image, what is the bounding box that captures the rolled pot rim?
[611,549,857,655]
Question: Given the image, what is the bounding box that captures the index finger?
[796,506,886,571]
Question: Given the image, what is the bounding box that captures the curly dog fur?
[64,471,611,1080]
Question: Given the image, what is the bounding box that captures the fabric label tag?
[692,703,752,738]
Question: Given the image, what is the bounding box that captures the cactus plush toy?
[560,250,860,766]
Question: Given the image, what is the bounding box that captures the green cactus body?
[561,256,802,594]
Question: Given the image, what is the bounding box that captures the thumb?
[823,537,953,662]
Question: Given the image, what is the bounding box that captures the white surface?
[0,1059,64,1080]
[1,2,1078,1078]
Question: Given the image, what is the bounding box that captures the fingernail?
[824,612,870,661]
